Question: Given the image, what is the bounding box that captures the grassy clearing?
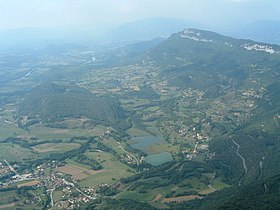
[146,142,180,155]
[0,143,38,162]
[17,180,40,188]
[91,125,108,134]
[66,159,92,170]
[0,106,26,138]
[53,118,88,128]
[53,190,64,203]
[32,142,80,153]
[118,191,155,201]
[119,180,173,201]
[78,151,133,187]
[0,190,17,205]
[0,123,26,139]
[100,139,127,156]
[144,106,160,112]
[126,99,152,109]
[212,178,230,190]
[126,128,149,137]
[102,138,120,150]
[57,162,102,181]
[162,195,202,203]
[199,188,215,195]
[27,124,96,140]
[118,184,179,203]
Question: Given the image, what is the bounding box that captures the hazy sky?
[0,0,279,30]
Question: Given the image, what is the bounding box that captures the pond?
[131,136,162,151]
[144,152,173,166]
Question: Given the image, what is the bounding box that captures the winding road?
[230,135,248,174]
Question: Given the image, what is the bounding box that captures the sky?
[0,0,279,30]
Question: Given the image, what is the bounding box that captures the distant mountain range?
[0,17,204,49]
[99,17,204,43]
[227,20,280,45]
[0,18,279,50]
[0,25,106,50]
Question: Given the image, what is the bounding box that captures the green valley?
[0,28,280,209]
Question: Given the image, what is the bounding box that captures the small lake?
[144,152,173,166]
[131,136,162,151]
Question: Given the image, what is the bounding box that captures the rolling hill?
[18,82,130,130]
[2,27,280,209]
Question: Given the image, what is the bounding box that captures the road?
[208,171,217,191]
[62,179,96,200]
[230,135,248,174]
[50,189,54,208]
[2,157,25,179]
[116,142,139,165]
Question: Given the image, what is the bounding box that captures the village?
[0,155,121,209]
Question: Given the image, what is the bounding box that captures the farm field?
[0,123,26,139]
[0,143,38,162]
[32,142,81,154]
[17,180,40,188]
[146,142,180,155]
[162,195,202,203]
[27,125,97,140]
[57,163,103,181]
[78,151,134,187]
[0,19,279,210]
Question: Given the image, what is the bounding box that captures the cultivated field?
[32,142,80,153]
[17,180,40,188]
[78,151,133,187]
[162,195,202,203]
[27,124,98,140]
[57,164,103,180]
[0,143,38,162]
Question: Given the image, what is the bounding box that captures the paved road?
[1,157,25,179]
[230,135,248,174]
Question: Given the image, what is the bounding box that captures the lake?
[131,136,162,151]
[131,136,173,166]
